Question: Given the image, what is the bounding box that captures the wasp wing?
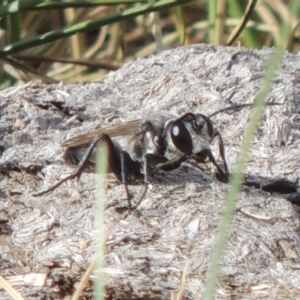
[62,118,144,148]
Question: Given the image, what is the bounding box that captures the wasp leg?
[130,153,161,210]
[216,133,229,181]
[193,149,209,163]
[193,134,229,182]
[206,149,229,183]
[33,134,105,196]
[111,147,143,209]
[77,134,143,209]
[34,134,143,206]
[154,155,187,172]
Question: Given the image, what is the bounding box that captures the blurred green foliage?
[0,0,299,89]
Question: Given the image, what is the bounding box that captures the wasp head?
[164,113,215,156]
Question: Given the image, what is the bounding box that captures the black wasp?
[34,112,229,207]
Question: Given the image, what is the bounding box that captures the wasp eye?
[171,122,193,154]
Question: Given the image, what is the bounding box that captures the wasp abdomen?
[64,146,96,172]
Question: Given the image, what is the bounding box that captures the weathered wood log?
[1,44,300,299]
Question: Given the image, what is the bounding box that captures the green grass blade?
[227,0,258,46]
[176,5,186,45]
[0,0,146,17]
[34,0,147,10]
[0,0,194,57]
[203,1,300,299]
[7,0,21,43]
[227,0,260,48]
[208,0,217,44]
[94,143,108,300]
[0,0,44,16]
